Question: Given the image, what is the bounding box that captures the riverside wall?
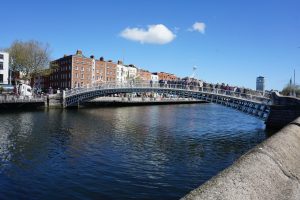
[47,93,63,108]
[181,117,300,200]
[266,92,300,129]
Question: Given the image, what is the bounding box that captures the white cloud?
[189,22,206,34]
[120,24,176,44]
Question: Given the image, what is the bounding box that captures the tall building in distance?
[256,76,265,92]
[0,52,9,85]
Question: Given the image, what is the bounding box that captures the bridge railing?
[64,81,270,104]
[0,94,45,103]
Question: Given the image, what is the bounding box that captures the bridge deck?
[63,82,271,120]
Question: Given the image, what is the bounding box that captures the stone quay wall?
[266,92,300,129]
[181,117,300,200]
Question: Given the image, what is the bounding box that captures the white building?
[0,52,9,85]
[116,61,129,83]
[127,64,137,80]
[116,62,138,84]
[151,74,159,83]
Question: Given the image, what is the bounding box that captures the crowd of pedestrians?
[156,78,268,98]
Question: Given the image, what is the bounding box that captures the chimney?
[63,54,68,57]
[90,55,94,59]
[76,50,82,55]
[99,57,104,61]
[118,60,123,65]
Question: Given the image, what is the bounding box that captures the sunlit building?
[0,52,9,85]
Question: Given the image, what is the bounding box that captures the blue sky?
[1,0,299,90]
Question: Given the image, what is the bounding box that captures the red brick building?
[153,72,178,81]
[37,50,180,92]
[42,50,117,90]
[137,69,152,81]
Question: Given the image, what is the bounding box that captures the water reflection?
[0,104,269,200]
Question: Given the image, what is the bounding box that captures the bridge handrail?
[0,95,45,103]
[64,81,270,104]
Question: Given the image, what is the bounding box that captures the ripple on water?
[0,104,269,200]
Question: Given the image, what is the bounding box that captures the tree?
[281,84,300,97]
[8,40,50,81]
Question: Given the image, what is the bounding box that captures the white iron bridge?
[63,82,271,120]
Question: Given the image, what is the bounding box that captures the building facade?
[256,76,265,92]
[116,61,129,83]
[0,52,9,85]
[38,50,181,92]
[127,64,137,80]
[137,69,152,81]
[151,74,159,83]
[45,50,117,90]
[153,72,178,81]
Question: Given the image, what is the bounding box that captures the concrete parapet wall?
[271,92,300,106]
[266,105,300,129]
[266,92,300,129]
[181,117,300,200]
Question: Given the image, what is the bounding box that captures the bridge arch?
[63,82,271,120]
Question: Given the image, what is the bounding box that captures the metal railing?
[64,81,271,104]
[0,95,45,103]
[91,96,200,102]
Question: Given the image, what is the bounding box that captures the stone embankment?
[181,117,300,200]
[46,93,63,108]
[266,92,300,129]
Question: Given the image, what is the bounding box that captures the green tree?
[281,84,300,97]
[8,40,50,80]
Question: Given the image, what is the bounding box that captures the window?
[75,66,78,70]
[0,74,3,83]
[81,74,84,79]
[0,54,3,59]
[81,67,84,71]
[0,62,3,70]
[75,73,78,78]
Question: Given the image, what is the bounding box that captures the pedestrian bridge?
[63,82,271,120]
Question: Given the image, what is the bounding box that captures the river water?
[0,104,269,200]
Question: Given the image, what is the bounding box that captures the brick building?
[36,50,180,92]
[153,72,178,81]
[44,50,117,90]
[137,69,152,81]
